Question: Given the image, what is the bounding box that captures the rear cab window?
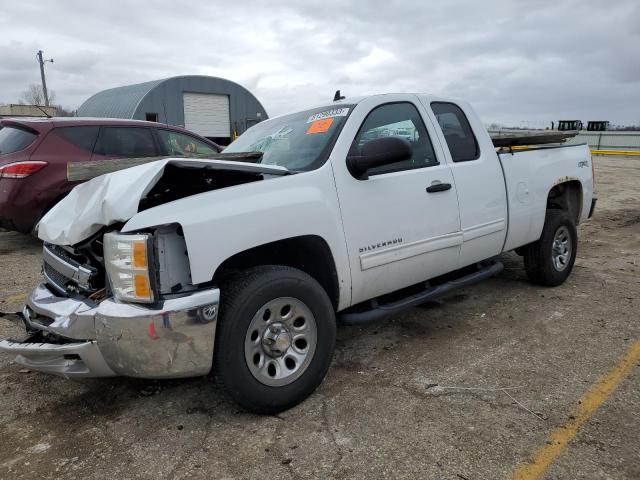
[431,102,480,162]
[95,127,158,157]
[0,126,38,155]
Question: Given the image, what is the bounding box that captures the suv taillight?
[0,161,48,179]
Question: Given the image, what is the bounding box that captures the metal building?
[76,75,268,145]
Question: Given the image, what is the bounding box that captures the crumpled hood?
[38,158,289,245]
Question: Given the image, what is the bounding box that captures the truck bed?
[497,143,594,252]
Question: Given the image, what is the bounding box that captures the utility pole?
[36,50,54,106]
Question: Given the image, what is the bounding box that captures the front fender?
[122,164,352,309]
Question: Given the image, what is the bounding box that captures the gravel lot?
[0,155,638,480]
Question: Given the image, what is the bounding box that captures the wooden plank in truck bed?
[490,130,579,148]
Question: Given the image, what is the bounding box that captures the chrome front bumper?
[0,284,220,379]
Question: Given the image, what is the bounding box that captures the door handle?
[426,182,452,193]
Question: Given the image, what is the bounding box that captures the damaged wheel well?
[212,235,340,309]
[547,181,582,224]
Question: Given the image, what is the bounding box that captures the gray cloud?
[0,0,638,125]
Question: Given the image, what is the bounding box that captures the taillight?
[0,161,48,179]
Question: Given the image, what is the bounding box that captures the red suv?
[0,118,220,233]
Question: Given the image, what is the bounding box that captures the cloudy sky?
[1,0,638,126]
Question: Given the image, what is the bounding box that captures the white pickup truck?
[1,93,595,413]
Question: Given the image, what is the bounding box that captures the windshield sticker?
[306,107,349,124]
[306,118,334,134]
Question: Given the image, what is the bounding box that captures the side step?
[339,261,504,326]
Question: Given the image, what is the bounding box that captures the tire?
[524,209,577,286]
[214,265,336,414]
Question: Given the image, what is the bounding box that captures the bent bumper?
[0,284,220,379]
[0,339,116,377]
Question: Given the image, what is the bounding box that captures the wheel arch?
[546,180,583,225]
[212,235,341,310]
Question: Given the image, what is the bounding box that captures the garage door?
[183,92,230,138]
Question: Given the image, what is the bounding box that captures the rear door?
[331,96,462,305]
[421,99,507,268]
[91,126,159,160]
[29,125,101,197]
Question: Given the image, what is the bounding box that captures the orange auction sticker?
[306,117,334,134]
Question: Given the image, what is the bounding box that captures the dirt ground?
[0,155,638,480]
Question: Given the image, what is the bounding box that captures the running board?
[339,262,504,326]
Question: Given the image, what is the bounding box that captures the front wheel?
[214,266,336,414]
[524,210,578,286]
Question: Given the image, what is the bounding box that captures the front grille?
[42,243,99,295]
[43,262,70,294]
[48,245,80,264]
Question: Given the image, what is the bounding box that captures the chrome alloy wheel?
[244,297,318,386]
[551,225,572,271]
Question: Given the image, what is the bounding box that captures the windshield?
[223,105,353,170]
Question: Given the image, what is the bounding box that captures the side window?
[96,127,158,157]
[431,102,479,162]
[53,126,99,153]
[351,102,438,175]
[157,130,218,156]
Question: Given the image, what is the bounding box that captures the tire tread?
[524,209,577,286]
[214,265,335,414]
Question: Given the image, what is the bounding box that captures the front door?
[331,98,462,305]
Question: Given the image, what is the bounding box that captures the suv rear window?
[96,127,158,157]
[0,126,38,155]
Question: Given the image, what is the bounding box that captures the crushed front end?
[0,227,220,379]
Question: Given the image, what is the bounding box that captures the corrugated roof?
[76,79,165,118]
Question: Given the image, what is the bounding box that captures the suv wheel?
[215,266,336,414]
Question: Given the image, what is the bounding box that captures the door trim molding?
[462,218,505,242]
[360,231,463,270]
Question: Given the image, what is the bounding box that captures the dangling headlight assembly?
[103,232,156,303]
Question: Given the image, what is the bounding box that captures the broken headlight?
[104,232,156,303]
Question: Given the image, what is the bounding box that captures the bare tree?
[20,83,56,106]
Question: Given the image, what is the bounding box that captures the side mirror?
[346,136,412,180]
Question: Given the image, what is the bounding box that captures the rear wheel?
[215,266,336,414]
[524,210,577,286]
